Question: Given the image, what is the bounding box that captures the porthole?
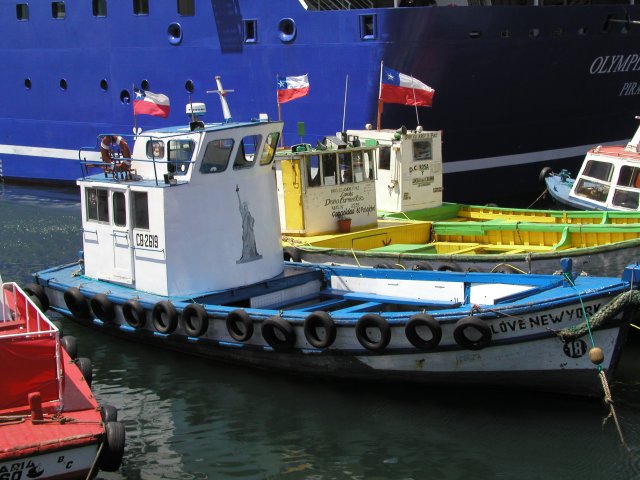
[120,90,131,104]
[100,79,108,91]
[24,78,32,90]
[185,80,194,94]
[141,79,150,90]
[168,22,183,46]
[278,18,296,43]
[59,79,68,91]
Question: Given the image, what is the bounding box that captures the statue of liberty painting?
[236,185,262,264]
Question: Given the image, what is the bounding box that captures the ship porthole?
[120,90,130,105]
[100,79,108,92]
[24,78,32,90]
[168,22,183,45]
[185,80,194,94]
[59,78,68,91]
[141,79,150,90]
[278,18,296,43]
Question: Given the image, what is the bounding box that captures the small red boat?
[0,280,124,479]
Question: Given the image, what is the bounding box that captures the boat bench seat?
[321,288,460,308]
[368,244,437,253]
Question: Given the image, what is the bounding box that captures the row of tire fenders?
[25,283,493,353]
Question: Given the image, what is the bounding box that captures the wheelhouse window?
[611,165,640,210]
[200,138,234,173]
[16,3,29,20]
[52,2,66,19]
[113,192,127,227]
[86,188,109,223]
[233,135,262,170]
[378,145,391,170]
[146,140,165,160]
[92,0,107,17]
[132,191,149,230]
[413,140,432,161]
[574,159,613,204]
[177,0,194,16]
[307,148,375,187]
[168,139,194,175]
[260,132,279,165]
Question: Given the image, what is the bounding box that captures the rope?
[599,370,630,451]
[527,188,548,209]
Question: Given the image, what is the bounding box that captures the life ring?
[283,246,301,263]
[304,311,336,349]
[60,335,78,359]
[76,357,93,387]
[90,294,116,323]
[453,315,492,350]
[226,309,254,342]
[151,300,178,334]
[64,287,91,320]
[122,299,146,328]
[100,135,131,171]
[99,421,126,472]
[356,313,391,352]
[405,313,442,350]
[181,304,209,337]
[262,317,296,351]
[23,282,49,311]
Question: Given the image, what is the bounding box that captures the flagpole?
[411,75,420,127]
[132,84,138,137]
[342,74,348,133]
[377,61,384,131]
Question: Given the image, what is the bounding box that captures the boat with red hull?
[0,280,124,479]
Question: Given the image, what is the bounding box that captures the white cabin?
[78,117,283,297]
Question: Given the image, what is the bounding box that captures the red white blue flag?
[379,66,434,107]
[276,74,309,104]
[133,88,171,117]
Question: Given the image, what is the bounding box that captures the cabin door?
[110,189,134,284]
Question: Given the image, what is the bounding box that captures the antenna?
[206,76,235,123]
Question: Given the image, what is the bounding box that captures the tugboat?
[541,117,640,211]
[28,78,640,397]
[0,277,124,479]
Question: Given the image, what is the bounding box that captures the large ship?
[0,0,639,202]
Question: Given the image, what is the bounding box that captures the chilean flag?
[133,88,171,117]
[276,74,309,104]
[379,66,434,107]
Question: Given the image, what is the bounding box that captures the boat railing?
[0,282,63,411]
[304,0,374,10]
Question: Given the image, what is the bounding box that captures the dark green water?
[2,183,640,480]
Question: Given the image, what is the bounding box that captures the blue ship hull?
[1,1,640,202]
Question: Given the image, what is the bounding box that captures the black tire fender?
[90,293,116,323]
[412,262,433,271]
[23,282,49,312]
[151,300,178,334]
[453,316,492,350]
[122,299,146,328]
[181,304,209,337]
[539,166,553,182]
[100,404,118,423]
[60,335,78,359]
[76,357,93,387]
[99,421,126,472]
[226,309,254,342]
[356,313,391,352]
[405,313,442,350]
[283,246,302,263]
[262,317,296,352]
[64,287,91,320]
[304,311,336,349]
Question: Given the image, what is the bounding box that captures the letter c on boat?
[122,299,146,328]
[303,311,336,349]
[453,315,492,350]
[356,313,391,352]
[405,313,442,350]
[151,300,179,334]
[261,316,296,351]
[181,303,209,337]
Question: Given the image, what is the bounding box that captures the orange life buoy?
[100,135,131,171]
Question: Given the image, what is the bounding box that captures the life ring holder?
[151,300,179,334]
[90,293,116,323]
[63,287,91,320]
[355,313,391,352]
[226,309,254,342]
[405,313,442,350]
[181,304,209,337]
[453,315,492,350]
[122,299,146,329]
[303,311,336,349]
[262,317,296,351]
